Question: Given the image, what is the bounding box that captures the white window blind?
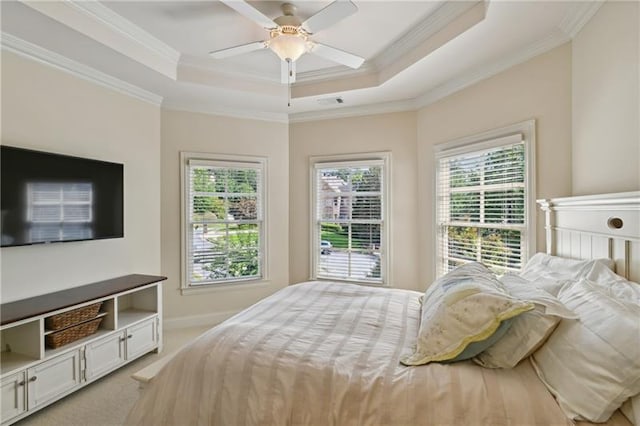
[312,158,387,284]
[185,158,264,286]
[436,134,529,276]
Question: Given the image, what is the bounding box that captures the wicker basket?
[45,317,103,349]
[45,302,103,330]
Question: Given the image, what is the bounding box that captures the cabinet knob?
[127,334,133,339]
[29,376,37,382]
[119,337,126,342]
[17,380,25,386]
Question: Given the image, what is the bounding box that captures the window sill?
[181,279,271,296]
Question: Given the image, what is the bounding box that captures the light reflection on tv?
[27,182,94,242]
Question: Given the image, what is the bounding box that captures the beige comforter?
[127,281,631,426]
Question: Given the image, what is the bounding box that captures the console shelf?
[0,274,166,425]
[118,309,157,329]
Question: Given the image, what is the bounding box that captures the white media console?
[0,274,165,425]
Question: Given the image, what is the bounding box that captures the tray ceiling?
[0,1,602,122]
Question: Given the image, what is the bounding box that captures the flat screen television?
[1,145,124,247]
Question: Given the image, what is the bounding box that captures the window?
[434,121,535,277]
[311,153,390,285]
[181,153,265,289]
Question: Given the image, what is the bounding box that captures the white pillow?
[527,277,572,297]
[622,395,640,426]
[584,261,640,304]
[473,274,576,369]
[401,262,534,366]
[520,253,615,295]
[587,264,640,426]
[531,278,640,422]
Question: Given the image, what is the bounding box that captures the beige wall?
[289,112,420,290]
[160,109,289,320]
[572,1,640,195]
[416,44,573,285]
[0,51,161,302]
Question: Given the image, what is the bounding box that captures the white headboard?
[537,191,640,282]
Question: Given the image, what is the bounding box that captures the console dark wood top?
[1,274,167,326]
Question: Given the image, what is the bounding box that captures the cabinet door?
[27,350,81,410]
[126,317,157,360]
[85,332,126,381]
[1,371,26,423]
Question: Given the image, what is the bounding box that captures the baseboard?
[163,310,240,330]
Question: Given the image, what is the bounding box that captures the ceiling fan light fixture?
[268,27,308,62]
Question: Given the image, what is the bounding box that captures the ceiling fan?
[210,0,365,85]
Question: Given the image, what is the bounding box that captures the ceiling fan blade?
[219,0,277,29]
[281,60,297,84]
[310,43,364,69]
[209,41,267,59]
[301,0,357,34]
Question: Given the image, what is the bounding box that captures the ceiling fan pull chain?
[287,58,292,107]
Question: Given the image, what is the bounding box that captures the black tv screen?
[1,146,123,247]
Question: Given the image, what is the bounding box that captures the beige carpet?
[15,325,213,426]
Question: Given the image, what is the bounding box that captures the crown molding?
[414,29,570,109]
[19,0,179,80]
[67,1,180,63]
[1,32,163,106]
[162,100,289,124]
[374,0,479,70]
[288,99,416,123]
[558,1,605,38]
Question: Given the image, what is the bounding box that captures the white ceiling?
[0,1,602,122]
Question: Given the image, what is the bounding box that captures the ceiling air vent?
[317,97,344,105]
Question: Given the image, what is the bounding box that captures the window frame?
[433,120,536,279]
[180,152,268,293]
[309,152,391,287]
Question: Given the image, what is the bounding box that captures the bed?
[127,192,639,426]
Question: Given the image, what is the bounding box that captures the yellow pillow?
[401,263,534,366]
